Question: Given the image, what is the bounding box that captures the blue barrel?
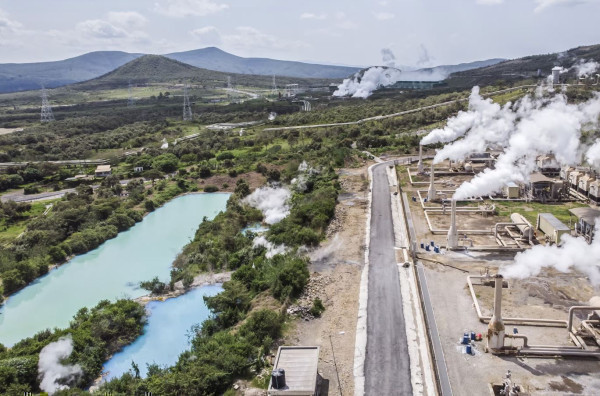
[461,334,470,345]
[434,246,440,253]
[412,196,417,202]
[470,331,476,341]
[430,241,435,247]
[420,243,424,249]
[425,245,430,251]
[424,198,428,203]
[466,344,472,354]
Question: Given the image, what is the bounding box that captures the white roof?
[269,346,319,395]
[95,165,111,172]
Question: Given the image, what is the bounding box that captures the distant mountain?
[0,51,142,93]
[446,44,600,87]
[75,55,335,90]
[165,47,360,79]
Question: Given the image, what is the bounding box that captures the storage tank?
[271,368,286,389]
[552,66,562,85]
[510,213,534,241]
[536,213,570,245]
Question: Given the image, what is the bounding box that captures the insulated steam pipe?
[568,306,600,334]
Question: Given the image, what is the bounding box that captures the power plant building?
[570,207,600,244]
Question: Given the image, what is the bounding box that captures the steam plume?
[243,186,291,224]
[501,220,600,285]
[253,235,288,258]
[574,59,599,78]
[38,335,82,395]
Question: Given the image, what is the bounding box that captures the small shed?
[570,207,600,243]
[95,165,111,177]
[268,346,320,396]
[134,166,144,173]
[536,213,570,245]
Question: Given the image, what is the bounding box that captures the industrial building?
[268,346,320,396]
[526,172,565,201]
[536,213,570,245]
[536,154,560,176]
[570,207,600,243]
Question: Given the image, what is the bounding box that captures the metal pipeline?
[568,306,600,334]
[581,320,600,346]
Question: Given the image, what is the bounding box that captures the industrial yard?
[399,150,600,395]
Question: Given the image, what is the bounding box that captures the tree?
[142,169,163,186]
[152,154,179,173]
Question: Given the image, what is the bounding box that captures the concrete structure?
[552,66,562,85]
[536,213,571,245]
[417,145,424,174]
[427,164,436,202]
[268,346,320,396]
[94,165,111,177]
[487,275,506,353]
[536,154,560,176]
[504,182,520,199]
[447,199,458,249]
[570,207,600,243]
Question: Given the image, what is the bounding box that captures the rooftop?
[570,207,600,225]
[95,165,111,172]
[268,346,319,395]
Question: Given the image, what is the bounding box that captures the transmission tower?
[40,86,55,122]
[227,76,232,90]
[183,84,193,121]
[127,80,135,107]
[271,75,278,96]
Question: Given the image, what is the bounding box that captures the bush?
[204,185,219,193]
[140,277,167,295]
[309,298,325,317]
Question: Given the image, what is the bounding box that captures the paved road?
[364,163,412,395]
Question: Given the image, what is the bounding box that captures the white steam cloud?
[244,186,291,224]
[574,59,600,78]
[253,235,288,258]
[381,48,397,68]
[585,140,600,168]
[501,220,600,285]
[292,160,320,192]
[38,336,82,395]
[420,86,508,147]
[453,91,600,199]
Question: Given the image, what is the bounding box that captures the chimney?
[417,145,424,174]
[427,163,436,201]
[487,275,506,353]
[447,199,458,249]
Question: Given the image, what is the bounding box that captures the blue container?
[465,344,472,354]
[434,246,440,253]
[470,331,476,341]
[424,198,428,203]
[420,243,424,249]
[430,241,435,247]
[425,245,430,252]
[461,335,470,345]
[412,196,417,202]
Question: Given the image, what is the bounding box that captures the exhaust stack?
[487,275,506,353]
[417,145,424,174]
[427,163,437,201]
[447,199,458,249]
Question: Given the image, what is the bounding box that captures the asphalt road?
[364,163,412,395]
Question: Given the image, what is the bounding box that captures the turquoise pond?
[103,284,223,380]
[0,193,230,347]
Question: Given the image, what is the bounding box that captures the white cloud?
[190,26,222,46]
[154,0,229,17]
[373,11,395,20]
[534,0,588,12]
[334,12,359,30]
[300,12,327,20]
[108,11,147,29]
[0,8,22,33]
[223,26,308,51]
[76,19,129,39]
[476,0,504,4]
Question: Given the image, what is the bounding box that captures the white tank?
[510,213,534,241]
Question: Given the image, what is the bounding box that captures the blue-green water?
[0,193,230,347]
[103,284,222,380]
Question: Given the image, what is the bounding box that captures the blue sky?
[0,0,599,67]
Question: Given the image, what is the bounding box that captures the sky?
[0,0,599,68]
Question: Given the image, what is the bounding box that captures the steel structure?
[183,84,193,121]
[40,86,55,122]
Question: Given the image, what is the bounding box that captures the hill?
[166,47,360,79]
[0,51,142,93]
[446,44,600,87]
[74,55,335,90]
